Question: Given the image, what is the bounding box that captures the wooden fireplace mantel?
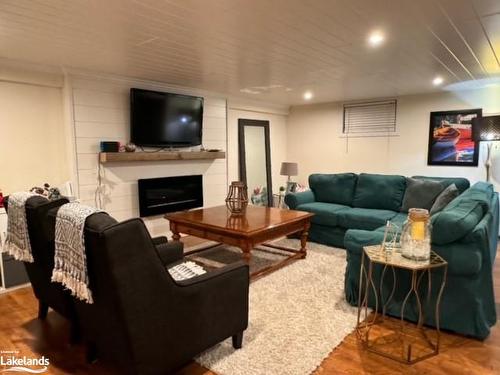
[99,151,226,163]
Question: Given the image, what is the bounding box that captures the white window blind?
[343,100,397,135]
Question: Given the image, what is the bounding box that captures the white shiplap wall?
[70,75,228,237]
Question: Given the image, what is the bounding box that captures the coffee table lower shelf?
[184,240,307,281]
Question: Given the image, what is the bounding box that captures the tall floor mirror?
[238,119,273,206]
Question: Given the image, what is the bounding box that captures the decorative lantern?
[400,208,432,261]
[225,181,248,215]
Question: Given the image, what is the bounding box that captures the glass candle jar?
[401,208,432,261]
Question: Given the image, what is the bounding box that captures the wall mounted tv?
[130,88,204,147]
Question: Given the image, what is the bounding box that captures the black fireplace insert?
[138,175,203,217]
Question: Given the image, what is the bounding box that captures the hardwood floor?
[1,241,499,374]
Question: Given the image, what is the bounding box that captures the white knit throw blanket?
[52,202,100,304]
[4,192,43,262]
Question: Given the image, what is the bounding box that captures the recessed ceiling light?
[303,91,313,100]
[368,31,385,47]
[433,76,444,86]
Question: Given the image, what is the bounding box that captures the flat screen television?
[130,88,203,147]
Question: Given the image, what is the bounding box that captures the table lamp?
[280,162,298,193]
[472,115,500,182]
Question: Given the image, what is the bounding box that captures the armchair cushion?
[152,236,168,245]
[156,241,184,265]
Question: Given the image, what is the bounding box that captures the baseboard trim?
[0,283,31,295]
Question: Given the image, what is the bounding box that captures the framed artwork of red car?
[427,108,482,166]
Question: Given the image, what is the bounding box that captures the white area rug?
[196,239,358,375]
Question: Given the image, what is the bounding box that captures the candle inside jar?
[411,221,425,240]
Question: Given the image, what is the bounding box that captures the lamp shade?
[472,116,500,141]
[280,162,298,176]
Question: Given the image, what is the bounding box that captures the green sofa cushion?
[431,200,486,245]
[431,182,493,245]
[442,182,492,211]
[309,173,357,206]
[448,189,491,211]
[296,202,349,226]
[412,176,470,194]
[468,181,494,203]
[472,181,494,194]
[338,208,398,231]
[352,173,406,211]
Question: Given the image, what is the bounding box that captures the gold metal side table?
[356,245,447,364]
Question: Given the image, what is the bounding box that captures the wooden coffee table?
[165,205,313,279]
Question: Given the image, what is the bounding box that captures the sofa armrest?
[285,190,315,209]
[155,241,184,265]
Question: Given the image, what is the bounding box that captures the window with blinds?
[343,100,397,136]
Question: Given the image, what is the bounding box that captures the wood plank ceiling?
[0,0,499,104]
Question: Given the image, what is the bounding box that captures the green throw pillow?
[430,184,459,215]
[401,177,445,212]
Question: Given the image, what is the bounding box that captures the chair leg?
[37,301,49,320]
[232,331,243,349]
[86,342,98,364]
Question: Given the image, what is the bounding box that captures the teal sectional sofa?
[285,173,498,339]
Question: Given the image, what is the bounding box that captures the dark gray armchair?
[46,209,249,375]
[5,196,186,348]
